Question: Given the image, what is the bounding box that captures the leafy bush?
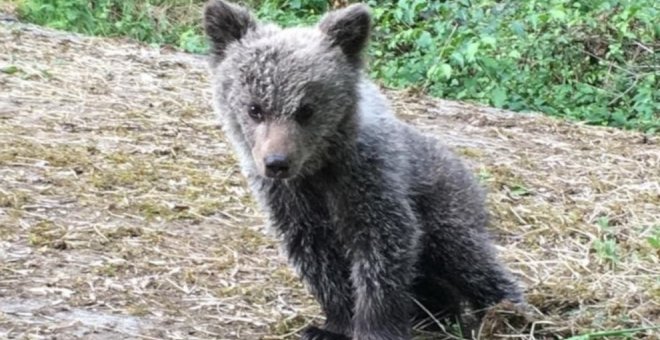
[17,0,659,132]
[365,0,658,132]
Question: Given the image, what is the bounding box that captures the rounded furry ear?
[318,4,371,64]
[204,0,256,61]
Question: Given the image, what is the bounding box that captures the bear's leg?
[301,326,350,340]
[425,224,524,314]
[410,274,463,331]
[343,195,420,340]
[281,225,353,339]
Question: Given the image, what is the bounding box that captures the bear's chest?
[260,179,352,241]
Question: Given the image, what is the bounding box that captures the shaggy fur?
[204,1,523,339]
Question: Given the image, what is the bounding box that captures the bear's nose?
[264,154,290,178]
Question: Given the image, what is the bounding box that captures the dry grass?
[1,18,658,340]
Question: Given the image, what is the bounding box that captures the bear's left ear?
[204,0,256,62]
[318,4,371,65]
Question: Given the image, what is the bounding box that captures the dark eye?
[295,104,314,124]
[248,104,264,122]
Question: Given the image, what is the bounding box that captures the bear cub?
[204,1,523,339]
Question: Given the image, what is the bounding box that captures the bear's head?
[205,0,371,179]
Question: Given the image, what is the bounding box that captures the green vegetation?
[592,217,620,268]
[16,0,659,132]
[564,326,660,340]
[16,0,208,52]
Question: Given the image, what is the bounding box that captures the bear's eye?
[247,104,264,122]
[295,104,314,124]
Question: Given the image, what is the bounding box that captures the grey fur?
[204,2,523,339]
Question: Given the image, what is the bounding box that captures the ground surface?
[0,19,659,340]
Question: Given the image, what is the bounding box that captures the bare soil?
[1,19,658,340]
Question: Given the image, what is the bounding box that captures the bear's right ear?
[204,0,256,61]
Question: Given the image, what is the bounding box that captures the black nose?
[264,154,290,178]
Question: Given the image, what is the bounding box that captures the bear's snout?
[252,122,301,179]
[264,154,290,178]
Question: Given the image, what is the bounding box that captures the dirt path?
[1,20,658,340]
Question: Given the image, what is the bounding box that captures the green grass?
[564,326,660,340]
[15,0,209,53]
[15,0,660,132]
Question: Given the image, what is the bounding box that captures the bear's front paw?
[301,326,350,340]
